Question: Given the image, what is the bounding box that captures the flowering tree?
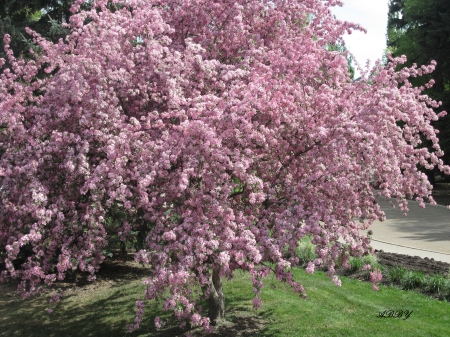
[1,0,448,332]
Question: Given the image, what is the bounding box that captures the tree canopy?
[1,0,449,333]
[387,0,450,174]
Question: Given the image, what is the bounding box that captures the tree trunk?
[206,269,225,325]
[120,241,127,257]
[426,169,436,186]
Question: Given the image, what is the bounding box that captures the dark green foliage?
[387,0,450,175]
[103,201,154,257]
[0,0,91,63]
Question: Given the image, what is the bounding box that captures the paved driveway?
[368,198,450,263]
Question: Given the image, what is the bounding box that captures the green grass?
[1,267,449,337]
[259,268,450,337]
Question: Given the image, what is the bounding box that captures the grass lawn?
[1,266,449,337]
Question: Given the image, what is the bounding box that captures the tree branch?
[228,185,246,199]
[118,96,130,117]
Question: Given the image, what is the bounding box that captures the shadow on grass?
[0,276,271,337]
[0,281,183,337]
[186,310,268,337]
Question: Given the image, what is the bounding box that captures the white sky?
[330,0,389,78]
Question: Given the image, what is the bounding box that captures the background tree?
[1,0,449,333]
[387,0,450,182]
[0,0,89,63]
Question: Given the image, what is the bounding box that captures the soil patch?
[375,250,450,276]
[335,250,450,281]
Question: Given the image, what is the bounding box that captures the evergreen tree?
[0,1,86,62]
[387,0,450,181]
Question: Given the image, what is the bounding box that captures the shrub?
[402,271,426,290]
[425,274,450,295]
[386,266,408,284]
[296,240,317,266]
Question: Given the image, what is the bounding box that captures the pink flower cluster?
[0,0,448,332]
[127,301,145,332]
[370,268,383,291]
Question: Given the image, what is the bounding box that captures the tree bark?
[120,241,127,257]
[206,269,225,325]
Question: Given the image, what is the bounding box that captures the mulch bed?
[375,250,450,276]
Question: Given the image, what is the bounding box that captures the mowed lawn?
[0,267,449,337]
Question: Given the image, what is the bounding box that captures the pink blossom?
[154,316,162,329]
[370,268,383,283]
[162,230,177,241]
[191,313,202,326]
[362,264,371,271]
[306,262,315,274]
[332,276,342,287]
[252,297,263,310]
[370,268,383,292]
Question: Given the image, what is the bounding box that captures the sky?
[330,0,390,77]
